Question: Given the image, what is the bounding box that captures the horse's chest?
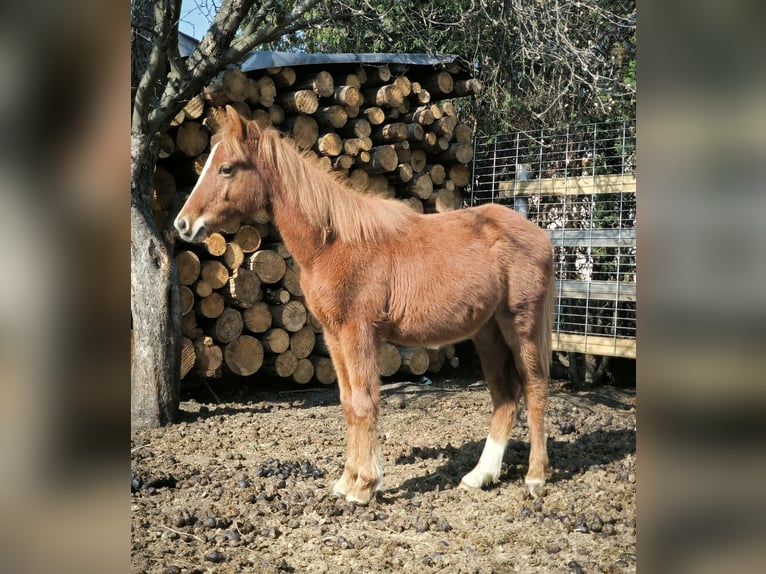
[300,277,348,328]
[302,267,386,331]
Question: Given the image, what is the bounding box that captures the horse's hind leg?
[460,319,522,489]
[323,325,383,505]
[517,338,549,493]
[496,313,550,494]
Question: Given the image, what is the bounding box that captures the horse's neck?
[269,189,324,270]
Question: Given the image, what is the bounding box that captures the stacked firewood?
[155,61,481,384]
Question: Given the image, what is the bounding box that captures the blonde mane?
[225,119,416,244]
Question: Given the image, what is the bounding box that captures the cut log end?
[224,335,264,376]
[398,346,430,375]
[378,342,402,377]
[292,358,315,384]
[311,355,337,384]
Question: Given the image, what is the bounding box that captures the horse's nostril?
[175,217,188,234]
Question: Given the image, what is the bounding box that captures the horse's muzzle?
[174,215,207,243]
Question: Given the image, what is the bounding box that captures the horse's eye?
[219,165,233,175]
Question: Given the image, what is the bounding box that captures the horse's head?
[174,105,270,242]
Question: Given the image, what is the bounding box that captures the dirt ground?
[131,369,636,573]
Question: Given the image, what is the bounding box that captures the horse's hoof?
[332,476,354,498]
[345,491,372,505]
[459,469,497,490]
[458,479,481,491]
[345,480,377,505]
[525,477,546,497]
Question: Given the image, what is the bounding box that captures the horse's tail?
[539,268,556,383]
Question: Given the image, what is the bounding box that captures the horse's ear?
[245,118,262,142]
[224,104,245,140]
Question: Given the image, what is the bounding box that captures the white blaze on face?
[174,142,221,241]
[191,141,220,196]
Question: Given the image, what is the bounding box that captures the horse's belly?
[386,330,474,348]
[384,298,495,347]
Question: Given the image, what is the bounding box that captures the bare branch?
[183,0,256,85]
[152,0,329,132]
[152,0,257,130]
[166,0,185,81]
[133,1,174,133]
[227,0,323,61]
[235,0,278,42]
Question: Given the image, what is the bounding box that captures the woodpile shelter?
[156,35,482,384]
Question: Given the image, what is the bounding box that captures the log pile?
[156,60,481,385]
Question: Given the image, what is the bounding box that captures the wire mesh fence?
[470,120,636,358]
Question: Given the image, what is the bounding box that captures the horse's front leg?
[322,332,357,497]
[324,326,382,505]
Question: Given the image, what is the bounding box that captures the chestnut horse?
[175,105,555,504]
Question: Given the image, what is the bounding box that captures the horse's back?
[428,203,552,260]
[472,203,549,239]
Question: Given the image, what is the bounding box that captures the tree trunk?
[222,242,245,270]
[315,105,348,129]
[315,132,343,156]
[131,132,180,429]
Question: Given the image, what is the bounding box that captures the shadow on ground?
[388,427,635,501]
